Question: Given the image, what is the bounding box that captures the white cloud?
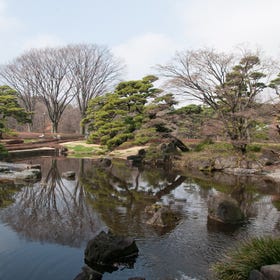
[112,33,179,80]
[22,34,64,51]
[177,0,280,57]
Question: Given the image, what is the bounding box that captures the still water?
[0,157,280,280]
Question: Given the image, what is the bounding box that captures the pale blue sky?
[1,0,280,79]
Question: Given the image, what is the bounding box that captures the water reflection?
[0,157,280,279]
[81,161,187,235]
[0,159,105,247]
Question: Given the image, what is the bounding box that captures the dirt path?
[63,140,148,159]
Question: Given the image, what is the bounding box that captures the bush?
[194,138,214,152]
[212,237,280,280]
[247,144,262,153]
[106,133,134,149]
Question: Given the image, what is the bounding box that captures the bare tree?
[157,48,269,153]
[30,47,77,133]
[68,44,123,134]
[0,56,39,132]
[3,47,76,134]
[1,44,123,134]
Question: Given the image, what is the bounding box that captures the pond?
[0,157,280,280]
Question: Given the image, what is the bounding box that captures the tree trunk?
[52,122,58,134]
[80,124,86,135]
[27,122,33,133]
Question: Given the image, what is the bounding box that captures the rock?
[138,149,146,157]
[249,269,266,280]
[261,264,280,279]
[28,164,41,170]
[5,139,24,144]
[127,149,146,165]
[146,205,180,227]
[214,156,239,170]
[0,161,31,171]
[223,167,260,175]
[59,147,68,156]
[128,278,146,280]
[0,162,41,182]
[13,168,41,181]
[62,171,76,180]
[173,138,189,152]
[260,149,280,166]
[207,192,244,224]
[98,158,112,168]
[161,142,177,153]
[199,159,215,172]
[84,231,139,268]
[0,166,9,173]
[73,265,102,280]
[265,170,280,183]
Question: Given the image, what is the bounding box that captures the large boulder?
[261,264,280,279]
[208,192,244,224]
[249,269,266,280]
[84,231,139,269]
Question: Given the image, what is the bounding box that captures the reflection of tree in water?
[192,173,280,234]
[81,161,186,236]
[0,159,104,247]
[0,182,24,208]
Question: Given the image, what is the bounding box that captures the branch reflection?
[0,159,104,247]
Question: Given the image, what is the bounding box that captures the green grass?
[23,139,37,143]
[212,237,280,280]
[64,144,107,157]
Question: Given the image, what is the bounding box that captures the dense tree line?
[1,45,280,153]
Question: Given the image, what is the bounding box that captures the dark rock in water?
[249,269,266,280]
[73,265,102,280]
[208,192,244,224]
[261,264,280,279]
[85,231,139,270]
[62,171,76,180]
